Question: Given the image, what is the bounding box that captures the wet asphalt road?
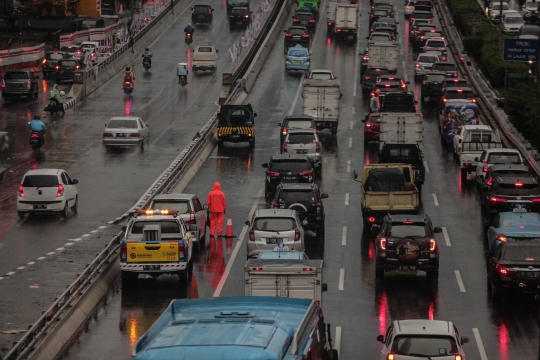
[0,0,265,276]
[7,1,540,360]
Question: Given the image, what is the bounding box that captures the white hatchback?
[102,117,150,148]
[17,169,78,219]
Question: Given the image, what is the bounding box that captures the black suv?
[480,164,540,225]
[284,26,310,53]
[191,5,214,24]
[292,11,316,33]
[432,61,458,78]
[278,115,315,147]
[362,66,392,93]
[262,154,314,203]
[271,183,328,237]
[43,51,68,77]
[420,71,446,104]
[1,70,39,99]
[373,214,442,280]
[55,59,82,83]
[229,6,251,27]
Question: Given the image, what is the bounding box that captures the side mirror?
[377,335,385,343]
[339,93,343,99]
[262,162,268,168]
[254,113,258,117]
[212,8,214,11]
[361,119,366,123]
[189,224,198,232]
[105,123,108,126]
[71,179,79,184]
[321,193,329,199]
[216,49,219,53]
[353,170,358,180]
[366,36,369,39]
[245,220,250,226]
[461,336,469,345]
[122,226,127,232]
[434,227,442,233]
[292,16,295,19]
[322,283,328,292]
[203,204,208,210]
[284,30,288,33]
[191,7,194,10]
[474,157,479,162]
[406,81,410,84]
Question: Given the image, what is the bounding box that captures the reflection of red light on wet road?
[125,98,132,116]
[189,274,199,299]
[207,236,227,290]
[428,301,434,320]
[129,318,138,348]
[326,37,331,46]
[378,293,388,334]
[499,322,508,360]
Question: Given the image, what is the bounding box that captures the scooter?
[44,98,65,116]
[185,33,193,45]
[29,132,42,151]
[143,56,151,70]
[123,81,133,94]
[178,75,187,86]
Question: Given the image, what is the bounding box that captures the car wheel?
[177,269,188,286]
[426,268,439,282]
[217,139,224,149]
[460,168,467,181]
[121,271,138,285]
[17,210,26,219]
[420,95,426,105]
[71,196,78,215]
[375,266,384,279]
[61,202,69,218]
[249,139,255,149]
[490,280,503,303]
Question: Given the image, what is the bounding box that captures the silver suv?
[149,193,208,247]
[245,209,305,258]
[378,320,469,360]
[282,129,322,174]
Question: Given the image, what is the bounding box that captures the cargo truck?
[334,4,358,41]
[362,43,399,74]
[302,78,342,134]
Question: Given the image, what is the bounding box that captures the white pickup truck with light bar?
[119,209,197,286]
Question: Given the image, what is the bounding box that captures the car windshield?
[47,53,64,60]
[501,216,540,231]
[367,69,391,76]
[425,74,446,82]
[426,40,445,47]
[286,120,313,129]
[487,153,521,164]
[270,160,311,172]
[434,63,456,71]
[231,8,247,14]
[289,28,305,35]
[496,183,540,195]
[288,49,308,57]
[418,55,438,63]
[310,72,332,80]
[61,47,78,53]
[4,72,29,80]
[279,189,314,203]
[380,19,397,26]
[373,10,388,16]
[504,245,540,261]
[150,201,191,214]
[391,336,459,357]
[295,13,313,20]
[506,17,524,24]
[389,224,427,237]
[193,5,210,12]
[287,133,316,144]
[371,35,391,41]
[23,175,58,187]
[493,3,509,10]
[368,115,381,123]
[444,80,467,87]
[376,83,400,89]
[253,217,297,231]
[446,90,473,100]
[107,120,138,129]
[60,60,77,67]
[197,47,213,52]
[131,221,181,234]
[385,146,420,159]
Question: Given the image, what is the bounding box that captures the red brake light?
[56,184,64,198]
[303,267,312,271]
[469,98,476,103]
[531,198,540,203]
[302,34,309,38]
[299,170,313,181]
[253,267,263,270]
[496,234,507,243]
[486,177,493,186]
[526,258,535,261]
[267,171,280,178]
[316,203,321,214]
[285,33,292,37]
[42,59,46,64]
[308,19,315,23]
[403,221,414,224]
[380,238,387,250]
[385,84,390,87]
[483,167,489,172]
[121,243,127,260]
[365,77,371,81]
[18,185,24,198]
[294,229,300,242]
[282,126,287,136]
[455,356,462,360]
[129,133,140,138]
[178,243,185,258]
[249,230,255,241]
[430,239,437,251]
[457,89,463,93]
[103,133,113,138]
[327,22,332,26]
[191,7,194,12]
[490,196,507,203]
[499,266,517,276]
[515,182,523,187]
[368,217,376,223]
[293,18,300,22]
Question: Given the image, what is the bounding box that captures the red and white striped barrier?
[0,44,45,76]
[60,24,119,47]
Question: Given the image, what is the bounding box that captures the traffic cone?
[223,214,235,238]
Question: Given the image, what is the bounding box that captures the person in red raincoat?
[207,182,227,237]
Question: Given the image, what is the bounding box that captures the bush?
[504,83,540,150]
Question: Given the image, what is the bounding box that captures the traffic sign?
[503,38,539,62]
[467,16,482,27]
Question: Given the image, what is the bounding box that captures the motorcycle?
[44,98,64,116]
[178,75,187,86]
[143,56,151,70]
[123,81,133,94]
[185,33,193,45]
[29,132,42,151]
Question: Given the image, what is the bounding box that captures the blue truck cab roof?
[132,297,321,360]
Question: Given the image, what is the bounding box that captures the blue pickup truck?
[132,296,339,360]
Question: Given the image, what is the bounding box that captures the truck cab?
[216,104,257,149]
[192,45,218,72]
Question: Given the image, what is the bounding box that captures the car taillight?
[282,126,287,136]
[486,177,492,186]
[294,229,300,242]
[469,98,476,103]
[268,171,280,178]
[428,18,432,21]
[299,170,313,181]
[283,141,288,153]
[293,18,300,23]
[515,182,523,187]
[309,19,315,23]
[443,98,447,103]
[1,80,4,88]
[57,184,64,197]
[76,65,80,69]
[316,203,321,214]
[316,141,321,153]
[387,353,395,360]
[42,59,46,64]
[208,8,212,13]
[129,133,140,138]
[498,265,517,276]
[121,243,127,260]
[380,238,387,250]
[56,65,60,70]
[483,167,489,172]
[336,28,341,32]
[191,7,194,12]
[31,133,40,138]
[430,239,436,251]
[103,133,113,138]
[26,80,31,89]
[490,196,507,203]
[249,229,255,241]
[179,243,185,258]
[18,185,24,198]
[368,217,376,223]
[496,233,507,243]
[453,73,458,77]
[327,22,333,26]
[365,77,371,81]
[302,34,309,38]
[285,33,292,37]
[531,198,540,203]
[366,123,371,127]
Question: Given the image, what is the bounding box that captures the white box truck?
[366,43,399,73]
[379,112,423,152]
[245,258,327,303]
[302,78,342,134]
[334,4,358,40]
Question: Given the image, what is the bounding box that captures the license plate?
[199,15,205,18]
[231,134,240,138]
[399,266,416,271]
[519,271,540,277]
[301,21,307,25]
[33,204,47,209]
[116,133,127,137]
[266,238,283,244]
[516,238,533,242]
[143,265,161,270]
[273,245,290,251]
[342,29,349,32]
[236,21,243,24]
[282,176,298,181]
[296,149,308,154]
[294,60,302,64]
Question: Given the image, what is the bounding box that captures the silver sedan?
[102,117,150,148]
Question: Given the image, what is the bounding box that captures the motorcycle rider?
[184,23,194,41]
[28,114,46,145]
[123,67,135,90]
[50,84,65,115]
[177,63,189,84]
[142,47,153,66]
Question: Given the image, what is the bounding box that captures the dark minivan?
[55,59,82,83]
[1,70,39,99]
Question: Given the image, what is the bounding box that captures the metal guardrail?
[3,232,123,360]
[434,0,540,177]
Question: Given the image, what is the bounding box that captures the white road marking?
[342,226,347,246]
[214,187,264,297]
[349,138,353,147]
[82,234,90,238]
[6,272,15,276]
[65,243,74,247]
[107,221,114,224]
[347,160,351,173]
[90,230,98,234]
[345,193,349,205]
[454,270,466,292]
[288,74,305,116]
[16,217,28,227]
[423,160,430,173]
[46,252,55,256]
[442,227,451,246]
[353,31,360,97]
[339,269,345,290]
[432,193,439,206]
[352,106,355,115]
[37,257,46,260]
[350,121,354,130]
[98,226,107,229]
[335,326,342,354]
[27,262,35,266]
[473,328,489,360]
[73,238,82,242]
[0,277,4,281]
[0,243,4,251]
[16,266,25,270]
[56,247,65,251]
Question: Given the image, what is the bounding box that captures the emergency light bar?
[136,209,180,215]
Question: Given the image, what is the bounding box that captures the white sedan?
[102,117,150,148]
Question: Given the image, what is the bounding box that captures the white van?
[502,10,524,34]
